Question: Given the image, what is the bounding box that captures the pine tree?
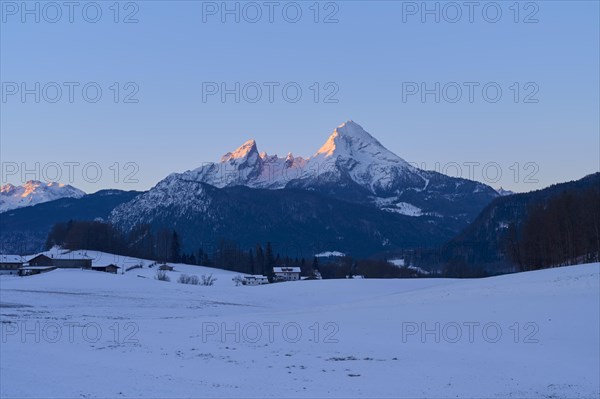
[265,242,275,281]
[300,257,308,275]
[312,256,319,271]
[248,249,255,275]
[255,245,265,275]
[170,231,181,263]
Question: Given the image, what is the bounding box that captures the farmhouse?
[158,264,174,271]
[273,266,301,282]
[27,254,54,267]
[242,275,269,285]
[0,255,24,275]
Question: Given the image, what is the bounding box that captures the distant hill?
[0,190,141,254]
[435,173,600,274]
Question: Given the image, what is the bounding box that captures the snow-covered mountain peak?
[0,183,16,194]
[316,120,377,157]
[22,180,59,197]
[186,136,308,189]
[0,180,85,213]
[220,139,259,163]
[335,120,373,138]
[314,121,410,166]
[312,120,416,184]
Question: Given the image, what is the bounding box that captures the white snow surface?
[0,180,85,213]
[1,254,598,398]
[389,259,430,274]
[389,258,405,267]
[315,251,346,258]
[384,202,423,217]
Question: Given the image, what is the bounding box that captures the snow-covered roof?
[19,266,56,270]
[26,249,92,261]
[244,275,268,279]
[50,253,92,260]
[273,267,301,273]
[0,255,24,263]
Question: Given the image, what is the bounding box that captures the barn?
[27,254,54,267]
[91,264,121,274]
[28,253,92,269]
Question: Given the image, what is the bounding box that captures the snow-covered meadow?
[1,253,598,398]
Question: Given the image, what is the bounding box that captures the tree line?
[44,220,316,278]
[393,179,600,277]
[44,220,433,279]
[506,188,600,271]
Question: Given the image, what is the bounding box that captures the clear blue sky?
[1,0,598,193]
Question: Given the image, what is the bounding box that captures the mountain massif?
[109,121,499,256]
[3,122,596,267]
[0,180,85,213]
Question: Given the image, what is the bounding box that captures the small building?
[273,266,301,282]
[242,275,269,285]
[91,264,121,274]
[158,264,174,271]
[304,269,323,280]
[0,255,24,275]
[18,266,57,276]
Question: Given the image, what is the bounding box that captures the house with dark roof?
[28,253,92,269]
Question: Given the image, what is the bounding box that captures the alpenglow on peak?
[220,139,258,163]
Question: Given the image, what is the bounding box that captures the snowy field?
[1,253,598,398]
